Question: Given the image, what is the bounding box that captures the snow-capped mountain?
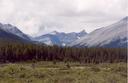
[0,23,30,40]
[0,27,30,43]
[34,30,87,46]
[34,34,61,46]
[69,17,128,48]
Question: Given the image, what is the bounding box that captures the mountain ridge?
[0,23,30,40]
[34,30,87,46]
[0,17,127,47]
[69,16,128,47]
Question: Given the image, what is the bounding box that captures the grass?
[0,62,127,83]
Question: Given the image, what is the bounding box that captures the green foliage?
[0,42,127,63]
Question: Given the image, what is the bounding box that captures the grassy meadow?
[0,62,127,83]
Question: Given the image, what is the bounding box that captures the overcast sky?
[0,0,127,36]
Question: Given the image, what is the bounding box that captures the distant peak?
[3,23,12,27]
[50,31,59,35]
[3,24,21,32]
[5,24,12,26]
[80,30,86,32]
[79,30,87,34]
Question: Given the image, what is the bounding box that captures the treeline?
[0,43,127,63]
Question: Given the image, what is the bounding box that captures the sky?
[0,0,127,36]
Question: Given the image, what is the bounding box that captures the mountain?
[0,23,32,43]
[0,23,30,40]
[0,28,29,43]
[34,34,61,46]
[69,17,128,48]
[34,30,87,46]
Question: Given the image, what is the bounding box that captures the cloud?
[0,0,127,36]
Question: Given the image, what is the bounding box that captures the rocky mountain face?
[0,23,31,43]
[69,17,128,48]
[0,23,30,40]
[34,30,87,46]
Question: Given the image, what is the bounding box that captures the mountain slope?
[34,30,87,46]
[69,17,128,48]
[0,23,30,40]
[0,23,32,43]
[0,28,30,43]
[34,34,61,46]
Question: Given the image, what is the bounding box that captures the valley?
[0,17,127,83]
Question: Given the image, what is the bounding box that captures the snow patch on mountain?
[34,30,87,46]
[69,17,128,47]
[0,23,30,40]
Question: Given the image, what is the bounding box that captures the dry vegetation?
[0,62,127,83]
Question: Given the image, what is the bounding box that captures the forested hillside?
[0,42,126,63]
